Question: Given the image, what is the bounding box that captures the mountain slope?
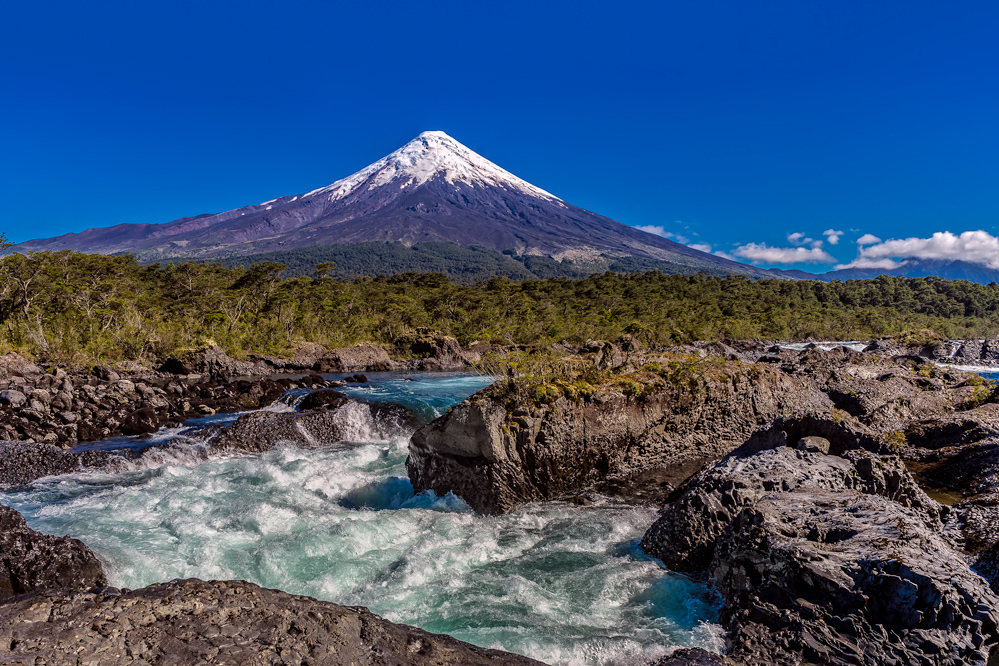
[15,131,775,278]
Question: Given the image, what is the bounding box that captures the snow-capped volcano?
[309,131,562,204]
[14,131,773,278]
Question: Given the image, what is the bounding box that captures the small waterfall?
[262,391,308,413]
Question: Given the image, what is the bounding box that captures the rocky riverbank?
[5,331,999,665]
[407,338,999,664]
[640,414,999,665]
[408,339,997,515]
[0,331,473,449]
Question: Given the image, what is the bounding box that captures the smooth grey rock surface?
[0,579,543,666]
[0,389,26,406]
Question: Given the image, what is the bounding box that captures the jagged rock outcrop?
[641,422,938,573]
[640,415,999,666]
[0,578,543,665]
[408,363,831,514]
[0,353,43,383]
[396,329,474,371]
[314,343,394,373]
[158,345,271,378]
[0,504,107,600]
[0,370,342,448]
[713,490,997,665]
[0,441,117,486]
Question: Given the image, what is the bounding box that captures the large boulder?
[641,443,938,573]
[158,346,268,378]
[0,441,114,486]
[0,578,543,665]
[0,353,42,383]
[713,490,997,665]
[0,389,26,407]
[210,399,415,452]
[640,417,998,666]
[314,344,394,373]
[397,329,470,370]
[250,342,331,371]
[408,363,832,515]
[0,504,107,600]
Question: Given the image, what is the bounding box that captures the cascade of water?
[0,373,723,666]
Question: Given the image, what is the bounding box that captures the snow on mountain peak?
[306,131,562,204]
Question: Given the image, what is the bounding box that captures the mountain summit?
[15,131,773,278]
[310,130,562,204]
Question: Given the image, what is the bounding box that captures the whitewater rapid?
[1,373,723,666]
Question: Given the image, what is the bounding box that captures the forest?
[204,241,741,281]
[2,246,999,367]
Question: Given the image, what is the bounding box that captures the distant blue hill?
[771,258,999,284]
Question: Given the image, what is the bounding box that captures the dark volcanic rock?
[641,441,938,573]
[314,344,394,373]
[0,504,107,600]
[211,400,415,452]
[640,420,998,666]
[647,648,727,666]
[0,389,26,406]
[408,363,831,515]
[297,389,351,411]
[0,578,543,665]
[0,441,114,486]
[713,490,997,666]
[0,353,43,382]
[120,406,159,436]
[398,329,471,370]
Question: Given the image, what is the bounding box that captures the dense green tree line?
[202,242,745,281]
[2,248,999,366]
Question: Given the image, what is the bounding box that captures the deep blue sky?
[2,1,998,271]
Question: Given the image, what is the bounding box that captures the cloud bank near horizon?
[729,242,835,265]
[835,230,999,270]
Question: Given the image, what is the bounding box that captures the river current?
[0,373,722,666]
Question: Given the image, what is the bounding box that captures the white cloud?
[823,229,844,245]
[635,225,688,244]
[838,230,999,270]
[730,243,836,265]
[713,250,737,261]
[856,233,882,246]
[688,243,712,253]
[810,239,824,249]
[635,225,671,238]
[834,257,904,270]
[787,232,806,244]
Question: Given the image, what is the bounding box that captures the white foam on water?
[1,373,722,665]
[934,362,999,376]
[779,341,868,352]
[3,439,722,665]
[261,391,307,413]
